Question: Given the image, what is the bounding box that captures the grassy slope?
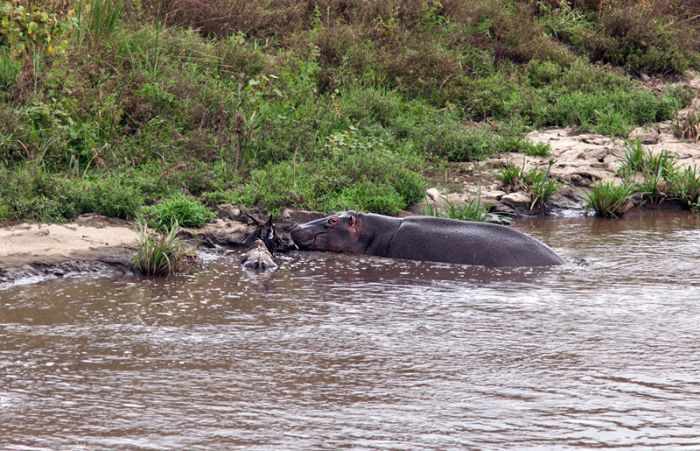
[0,0,698,223]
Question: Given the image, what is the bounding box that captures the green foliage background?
[0,0,698,223]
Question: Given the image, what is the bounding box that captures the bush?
[673,110,700,142]
[671,166,700,208]
[538,2,699,75]
[57,175,146,220]
[133,221,198,277]
[234,128,427,213]
[143,193,215,231]
[423,190,489,222]
[586,181,635,218]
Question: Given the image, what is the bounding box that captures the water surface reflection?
[1,211,700,449]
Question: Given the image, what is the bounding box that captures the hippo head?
[291,211,367,253]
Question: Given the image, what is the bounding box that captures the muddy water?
[2,211,700,449]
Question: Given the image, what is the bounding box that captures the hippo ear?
[347,214,357,226]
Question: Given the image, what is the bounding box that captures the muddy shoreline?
[0,208,314,286]
[3,73,698,288]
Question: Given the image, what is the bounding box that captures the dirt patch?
[426,72,700,215]
[0,209,304,287]
[0,215,140,285]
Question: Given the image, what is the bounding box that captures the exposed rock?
[278,208,325,224]
[501,191,532,209]
[180,218,253,246]
[426,188,445,204]
[629,126,661,144]
[217,203,242,220]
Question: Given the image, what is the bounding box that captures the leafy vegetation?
[142,193,215,231]
[498,160,559,210]
[593,143,699,214]
[523,141,552,157]
[671,166,700,208]
[133,220,198,277]
[673,110,700,142]
[0,0,697,223]
[586,181,635,218]
[423,189,489,222]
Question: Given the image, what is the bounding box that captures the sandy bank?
[0,215,140,285]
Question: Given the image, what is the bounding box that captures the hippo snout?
[290,224,315,249]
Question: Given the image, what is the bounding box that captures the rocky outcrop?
[425,73,700,215]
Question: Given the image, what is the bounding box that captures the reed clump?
[672,110,700,142]
[133,220,199,277]
[585,181,635,218]
[423,189,489,222]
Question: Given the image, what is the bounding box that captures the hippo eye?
[328,216,339,226]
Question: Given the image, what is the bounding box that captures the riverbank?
[0,207,316,285]
[425,73,700,215]
[2,1,699,224]
[0,215,139,286]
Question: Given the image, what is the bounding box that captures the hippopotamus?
[290,211,563,267]
[240,239,278,270]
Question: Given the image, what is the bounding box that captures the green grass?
[523,163,559,211]
[673,110,700,142]
[523,141,552,157]
[76,0,123,46]
[497,164,524,192]
[498,160,558,210]
[0,0,697,222]
[617,140,646,178]
[586,181,635,218]
[133,220,198,277]
[671,166,700,207]
[142,193,215,231]
[423,189,489,222]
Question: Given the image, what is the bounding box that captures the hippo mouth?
[290,227,320,250]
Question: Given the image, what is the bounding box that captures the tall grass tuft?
[672,166,700,207]
[586,181,635,218]
[617,139,645,178]
[672,110,700,142]
[0,49,20,89]
[133,220,197,277]
[498,164,524,192]
[423,189,489,222]
[77,0,123,46]
[524,164,559,211]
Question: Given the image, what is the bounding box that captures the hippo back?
[387,216,563,267]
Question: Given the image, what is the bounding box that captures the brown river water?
[1,211,700,450]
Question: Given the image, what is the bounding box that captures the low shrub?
[586,181,635,218]
[57,175,147,220]
[143,193,215,231]
[233,128,427,214]
[423,189,489,222]
[672,110,700,142]
[133,220,198,277]
[523,141,552,157]
[671,166,700,208]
